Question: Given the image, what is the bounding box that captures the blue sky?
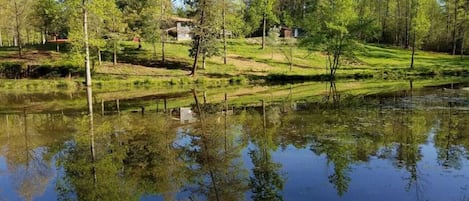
[173,0,184,8]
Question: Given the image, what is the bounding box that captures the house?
[167,17,194,41]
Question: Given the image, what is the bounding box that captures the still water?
[0,83,469,201]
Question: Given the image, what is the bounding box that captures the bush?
[0,62,25,79]
[229,76,248,84]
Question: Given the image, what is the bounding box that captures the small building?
[280,27,293,38]
[167,17,194,41]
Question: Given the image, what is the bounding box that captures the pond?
[0,80,469,201]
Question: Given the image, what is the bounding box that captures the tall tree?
[142,0,172,63]
[6,0,32,58]
[244,0,278,49]
[83,0,92,86]
[410,0,431,69]
[187,0,221,76]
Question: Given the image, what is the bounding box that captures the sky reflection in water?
[0,86,468,201]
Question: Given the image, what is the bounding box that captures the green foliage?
[301,0,371,78]
[244,0,279,35]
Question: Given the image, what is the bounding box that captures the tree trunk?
[162,40,166,64]
[410,30,416,69]
[289,46,293,71]
[190,0,207,77]
[160,0,166,64]
[98,48,102,65]
[0,30,3,47]
[396,0,401,46]
[42,29,46,44]
[26,29,30,45]
[14,2,22,58]
[404,0,410,49]
[56,35,60,52]
[461,35,465,59]
[461,0,468,59]
[152,41,157,57]
[202,53,206,69]
[83,0,92,86]
[222,0,227,64]
[262,13,266,50]
[190,37,201,76]
[381,0,390,42]
[452,0,458,55]
[113,40,117,65]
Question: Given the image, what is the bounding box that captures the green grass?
[1,39,469,92]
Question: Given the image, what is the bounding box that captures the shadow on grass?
[118,47,192,71]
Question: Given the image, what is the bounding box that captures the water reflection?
[0,112,72,201]
[249,105,285,201]
[0,86,469,201]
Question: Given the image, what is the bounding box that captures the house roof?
[170,16,194,22]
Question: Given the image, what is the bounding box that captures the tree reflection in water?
[182,89,249,201]
[248,102,285,201]
[0,85,469,200]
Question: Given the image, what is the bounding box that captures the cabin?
[280,27,292,38]
[280,27,303,38]
[167,17,194,41]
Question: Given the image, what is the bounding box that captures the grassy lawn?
[0,38,468,91]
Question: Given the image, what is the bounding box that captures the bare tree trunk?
[461,0,468,59]
[190,0,207,77]
[42,29,46,44]
[262,11,266,50]
[56,34,60,52]
[160,0,166,64]
[381,0,390,42]
[411,30,416,69]
[113,40,117,65]
[222,0,227,64]
[202,53,206,69]
[14,1,22,58]
[452,0,459,55]
[289,46,293,71]
[191,37,201,76]
[396,0,401,46]
[461,34,465,59]
[0,30,3,47]
[83,0,92,86]
[26,28,30,45]
[98,48,102,65]
[152,41,157,57]
[404,0,410,49]
[7,31,11,47]
[161,39,166,64]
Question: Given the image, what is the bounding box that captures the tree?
[220,0,247,64]
[301,0,361,80]
[83,0,92,86]
[410,0,431,69]
[244,0,278,49]
[5,0,32,58]
[142,0,172,63]
[266,26,280,60]
[187,0,221,76]
[32,0,64,50]
[279,38,295,71]
[102,2,126,65]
